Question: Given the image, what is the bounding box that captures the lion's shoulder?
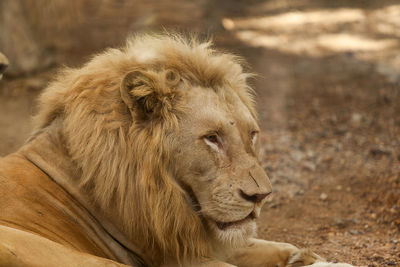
[0,153,109,257]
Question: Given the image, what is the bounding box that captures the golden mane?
[33,33,256,264]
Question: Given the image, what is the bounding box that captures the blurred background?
[0,0,399,265]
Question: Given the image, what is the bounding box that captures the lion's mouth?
[214,211,256,230]
[180,182,256,231]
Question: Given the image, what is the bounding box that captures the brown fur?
[32,33,256,264]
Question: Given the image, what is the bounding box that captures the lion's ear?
[121,70,151,109]
[120,69,179,119]
[121,70,163,118]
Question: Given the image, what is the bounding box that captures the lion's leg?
[226,238,324,267]
[0,225,129,267]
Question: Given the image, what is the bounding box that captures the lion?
[0,34,352,267]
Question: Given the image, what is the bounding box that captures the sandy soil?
[0,1,399,266]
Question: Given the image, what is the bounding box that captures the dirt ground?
[0,1,399,266]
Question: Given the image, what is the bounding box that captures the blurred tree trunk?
[0,0,208,73]
[0,0,52,76]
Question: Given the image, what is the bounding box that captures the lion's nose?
[240,190,271,203]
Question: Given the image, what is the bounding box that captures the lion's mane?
[33,33,255,264]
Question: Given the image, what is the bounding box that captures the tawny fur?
[32,34,256,264]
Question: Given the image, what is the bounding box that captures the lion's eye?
[203,133,221,151]
[251,131,258,145]
[205,134,218,144]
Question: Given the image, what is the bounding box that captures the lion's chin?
[207,217,257,246]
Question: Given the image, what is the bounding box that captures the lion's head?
[33,34,271,264]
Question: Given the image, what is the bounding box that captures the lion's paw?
[302,263,359,267]
[286,248,325,267]
[287,250,359,267]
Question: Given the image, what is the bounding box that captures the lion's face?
[172,85,272,245]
